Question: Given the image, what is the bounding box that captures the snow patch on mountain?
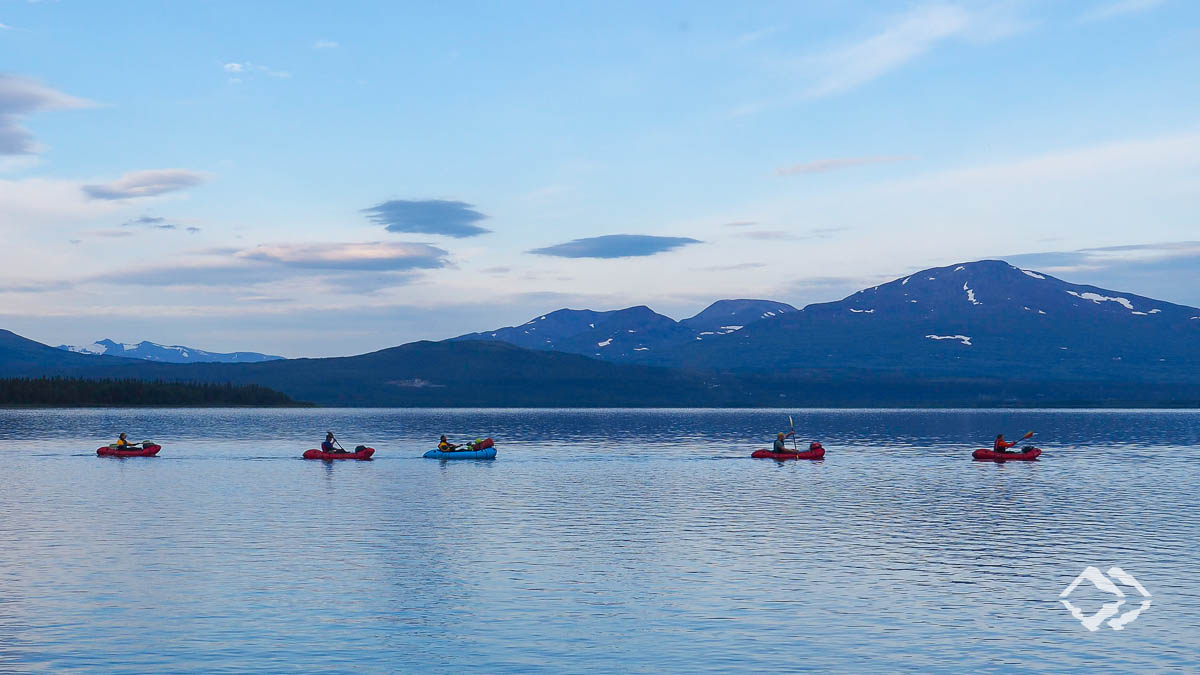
[65,342,107,355]
[597,338,613,347]
[1066,290,1135,311]
[925,334,972,346]
[1022,269,1045,280]
[963,282,981,305]
[849,308,875,313]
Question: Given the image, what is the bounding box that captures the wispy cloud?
[91,242,451,291]
[805,3,1030,98]
[733,230,796,241]
[1080,0,1167,22]
[529,234,702,259]
[1003,241,1200,306]
[119,215,199,233]
[0,279,73,293]
[732,226,849,241]
[313,39,338,49]
[123,215,167,227]
[89,229,136,238]
[83,169,207,200]
[237,241,450,271]
[223,62,291,81]
[694,262,768,272]
[807,4,971,97]
[886,131,1200,192]
[0,74,93,155]
[363,199,491,238]
[1006,241,1200,271]
[734,26,784,46]
[776,155,916,175]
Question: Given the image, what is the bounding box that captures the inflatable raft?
[752,442,825,460]
[424,438,496,459]
[97,443,161,457]
[973,447,1041,461]
[303,446,375,460]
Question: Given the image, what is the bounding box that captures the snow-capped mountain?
[451,261,1198,383]
[56,339,283,364]
[452,300,797,360]
[651,260,1200,379]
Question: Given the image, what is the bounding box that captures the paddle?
[789,415,799,453]
[1002,430,1034,452]
[330,434,349,453]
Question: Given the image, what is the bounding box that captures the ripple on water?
[0,408,1197,672]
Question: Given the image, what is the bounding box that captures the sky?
[1,0,1198,357]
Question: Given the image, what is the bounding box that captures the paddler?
[438,435,461,452]
[115,433,139,448]
[993,433,1017,454]
[322,431,348,454]
[774,431,795,453]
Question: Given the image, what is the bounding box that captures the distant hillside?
[1,334,749,407]
[58,338,283,364]
[452,299,796,360]
[0,377,309,407]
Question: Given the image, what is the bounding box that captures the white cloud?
[804,3,1031,98]
[776,155,916,175]
[82,169,208,200]
[0,74,93,154]
[237,241,449,270]
[313,39,338,49]
[1080,0,1167,22]
[0,177,125,227]
[887,131,1200,192]
[222,62,290,79]
[807,4,971,97]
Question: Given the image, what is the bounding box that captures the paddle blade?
[1023,430,1035,440]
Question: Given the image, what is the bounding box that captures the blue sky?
[1,0,1198,356]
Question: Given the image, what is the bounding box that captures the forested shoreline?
[0,377,311,407]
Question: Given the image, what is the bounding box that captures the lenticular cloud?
[83,169,208,200]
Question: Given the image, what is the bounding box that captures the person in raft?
[115,433,139,448]
[993,434,1017,454]
[322,431,347,454]
[774,431,795,453]
[438,435,461,452]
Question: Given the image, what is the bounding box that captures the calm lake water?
[1,408,1198,673]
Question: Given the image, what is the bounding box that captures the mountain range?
[3,260,1198,407]
[455,260,1200,383]
[57,339,283,364]
[452,299,795,360]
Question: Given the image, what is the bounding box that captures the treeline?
[0,377,311,407]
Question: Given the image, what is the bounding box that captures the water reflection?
[0,408,1196,671]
